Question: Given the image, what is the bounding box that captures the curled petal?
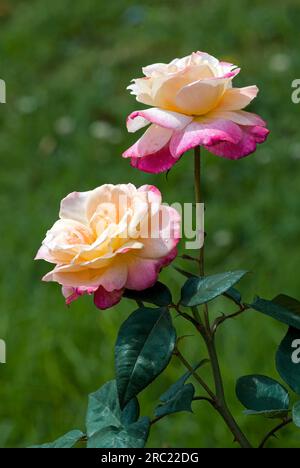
[35,245,54,262]
[94,286,124,310]
[62,285,97,305]
[219,61,237,73]
[127,78,154,106]
[126,108,192,133]
[138,184,162,203]
[222,68,240,79]
[251,125,270,143]
[59,191,92,224]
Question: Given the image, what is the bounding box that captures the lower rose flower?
[35,184,181,309]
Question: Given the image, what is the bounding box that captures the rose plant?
[32,52,300,449]
[35,184,180,309]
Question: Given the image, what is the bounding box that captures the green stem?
[204,334,252,448]
[175,347,215,400]
[258,417,292,448]
[194,147,210,330]
[192,147,252,449]
[194,146,204,276]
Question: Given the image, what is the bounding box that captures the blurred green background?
[1,0,300,448]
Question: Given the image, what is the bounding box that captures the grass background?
[0,0,300,448]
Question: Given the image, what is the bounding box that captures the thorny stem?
[194,146,204,276]
[189,147,253,448]
[150,414,166,426]
[203,332,252,448]
[179,254,200,264]
[171,303,203,333]
[150,396,215,427]
[212,304,249,336]
[194,147,210,331]
[193,395,215,406]
[258,418,292,448]
[174,347,215,400]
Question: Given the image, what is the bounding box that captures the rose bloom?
[35,184,180,309]
[123,51,269,173]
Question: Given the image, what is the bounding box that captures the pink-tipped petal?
[141,205,181,259]
[123,124,173,159]
[138,184,162,207]
[170,119,242,158]
[219,60,236,70]
[208,110,266,127]
[157,246,178,269]
[130,143,178,174]
[206,124,270,160]
[126,258,160,291]
[98,262,128,292]
[62,285,96,305]
[94,286,124,310]
[138,184,161,197]
[62,286,79,304]
[126,108,192,133]
[250,125,270,143]
[222,68,241,79]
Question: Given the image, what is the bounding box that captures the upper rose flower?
[123,51,269,173]
[35,184,180,310]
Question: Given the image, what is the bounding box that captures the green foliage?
[292,401,300,428]
[180,271,247,307]
[115,307,176,408]
[243,409,289,419]
[173,266,195,279]
[236,375,289,416]
[87,418,150,449]
[86,381,149,448]
[250,295,300,330]
[30,430,84,448]
[155,384,195,418]
[154,365,204,418]
[276,327,300,394]
[33,380,150,448]
[86,380,139,439]
[123,282,172,307]
[224,287,242,305]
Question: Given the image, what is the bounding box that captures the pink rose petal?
[94,286,124,310]
[206,124,270,160]
[170,119,242,158]
[130,143,178,174]
[126,108,193,133]
[123,124,173,159]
